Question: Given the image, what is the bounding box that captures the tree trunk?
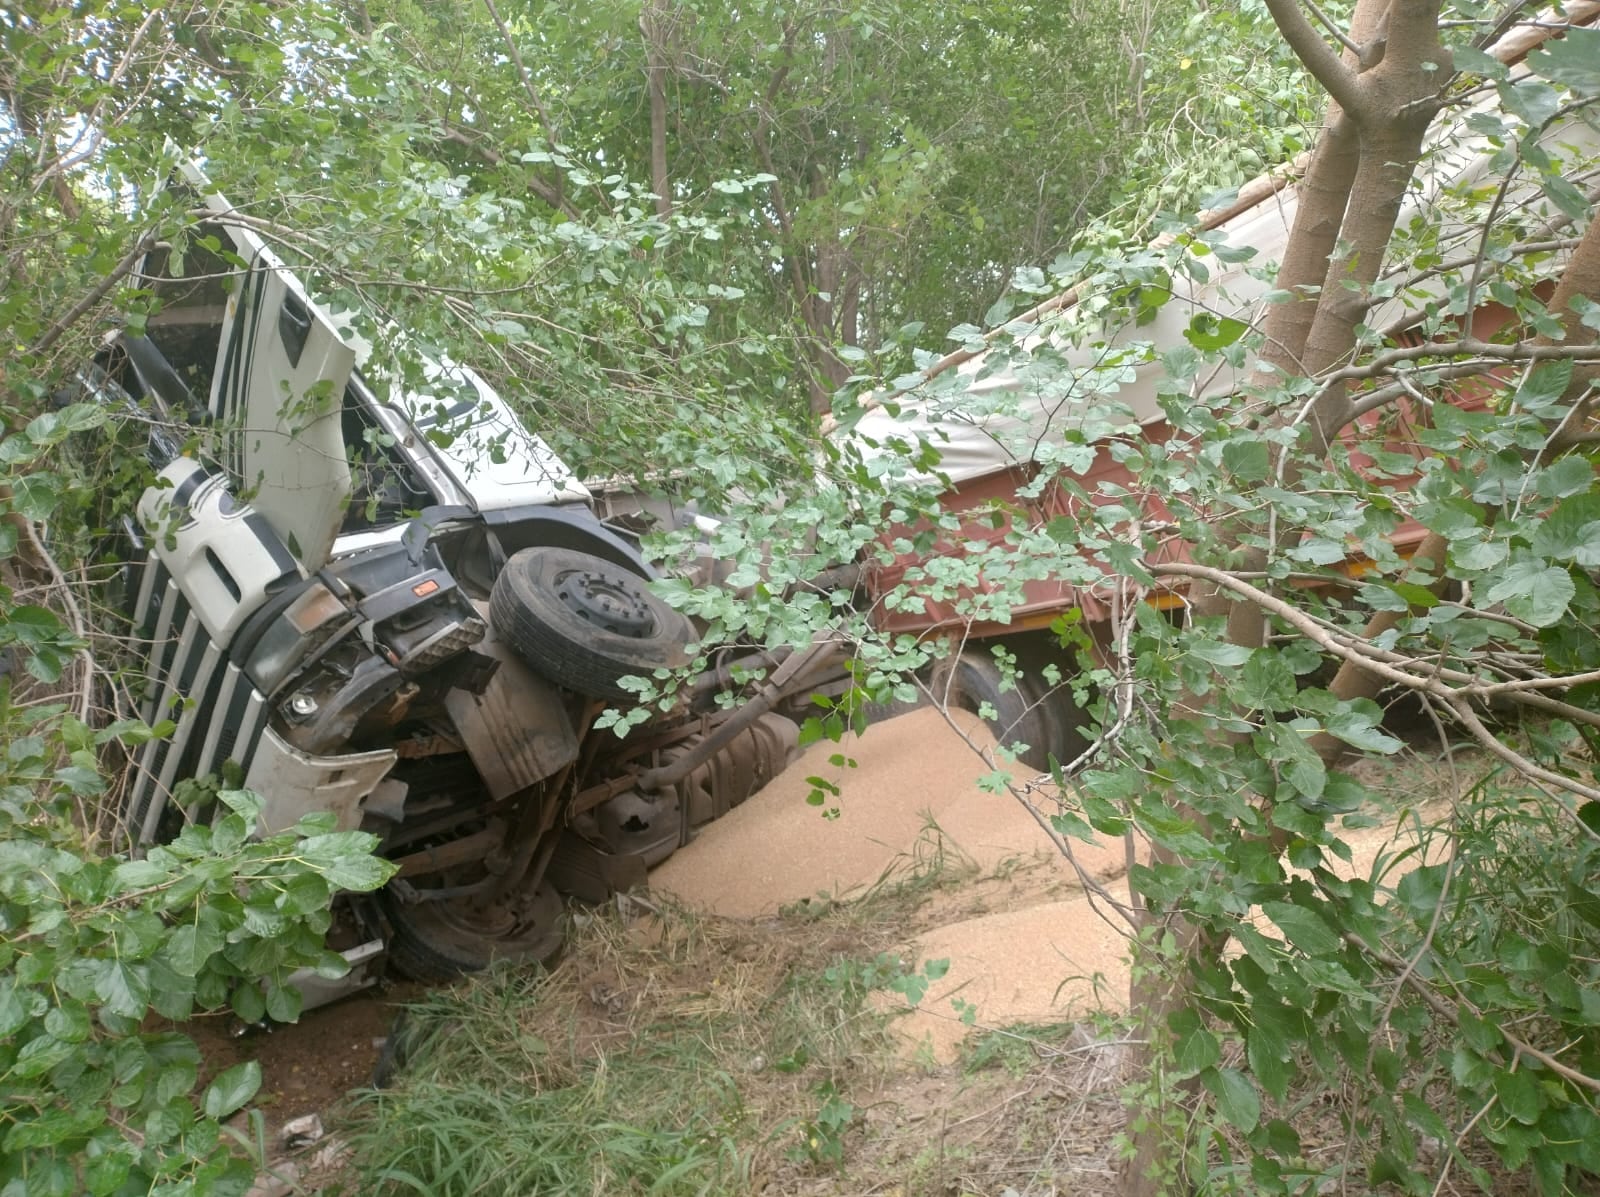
[641,0,674,219]
[1116,6,1449,1195]
[1541,203,1600,420]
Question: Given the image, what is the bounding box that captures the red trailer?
[831,14,1600,769]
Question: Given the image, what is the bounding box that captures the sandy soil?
[652,705,1448,1061]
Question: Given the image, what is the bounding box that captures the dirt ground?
[186,984,411,1143]
[229,703,1466,1194]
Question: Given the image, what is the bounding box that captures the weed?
[339,881,960,1193]
[962,1019,1085,1076]
[340,962,749,1196]
[793,1080,857,1166]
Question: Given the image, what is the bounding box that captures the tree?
[15,1,1600,1192]
[763,3,1600,1193]
[356,0,1218,412]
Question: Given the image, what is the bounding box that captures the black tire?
[490,547,694,702]
[381,883,564,983]
[929,650,1085,773]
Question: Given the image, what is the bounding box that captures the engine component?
[593,789,681,867]
[663,711,800,834]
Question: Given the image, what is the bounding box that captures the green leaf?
[93,960,150,1020]
[264,982,303,1024]
[216,788,265,821]
[1499,78,1560,127]
[1321,708,1402,754]
[1493,1068,1543,1125]
[13,1032,75,1078]
[1247,1024,1291,1103]
[11,472,62,521]
[316,852,397,892]
[1189,639,1253,668]
[1395,863,1446,921]
[232,982,267,1025]
[1261,901,1341,956]
[0,978,43,1037]
[299,830,395,891]
[1222,439,1270,483]
[203,1061,262,1119]
[1535,456,1594,500]
[1577,800,1600,836]
[1262,722,1327,802]
[1185,313,1248,351]
[164,921,225,978]
[1395,582,1446,611]
[1202,1066,1261,1132]
[1239,650,1296,710]
[84,1144,134,1195]
[277,873,332,916]
[44,1003,91,1044]
[1526,28,1600,94]
[1452,538,1508,571]
[1485,561,1575,627]
[1531,494,1600,563]
[110,859,170,892]
[1170,1007,1221,1075]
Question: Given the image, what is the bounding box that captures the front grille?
[123,565,268,846]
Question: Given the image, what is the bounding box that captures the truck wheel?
[929,651,1082,773]
[490,546,694,702]
[381,883,564,983]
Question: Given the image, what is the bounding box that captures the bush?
[0,698,395,1196]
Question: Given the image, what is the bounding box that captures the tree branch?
[437,124,583,221]
[1150,560,1600,806]
[30,230,157,356]
[481,0,561,147]
[478,0,587,220]
[1263,0,1368,118]
[1354,930,1600,1095]
[1302,0,1362,55]
[639,0,675,219]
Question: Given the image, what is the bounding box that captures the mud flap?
[443,620,578,800]
[244,728,396,834]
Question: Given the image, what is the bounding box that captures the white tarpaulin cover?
[836,53,1600,488]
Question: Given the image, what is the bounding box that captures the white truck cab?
[100,170,815,1004]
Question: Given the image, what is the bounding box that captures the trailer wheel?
[381,882,564,983]
[929,651,1083,774]
[490,546,694,702]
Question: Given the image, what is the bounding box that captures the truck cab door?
[209,243,357,571]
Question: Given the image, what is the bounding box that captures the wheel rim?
[553,566,658,639]
[384,880,564,978]
[429,883,558,946]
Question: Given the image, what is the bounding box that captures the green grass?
[341,963,749,1195]
[336,835,981,1196]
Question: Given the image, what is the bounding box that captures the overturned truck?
[100,169,835,1005]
